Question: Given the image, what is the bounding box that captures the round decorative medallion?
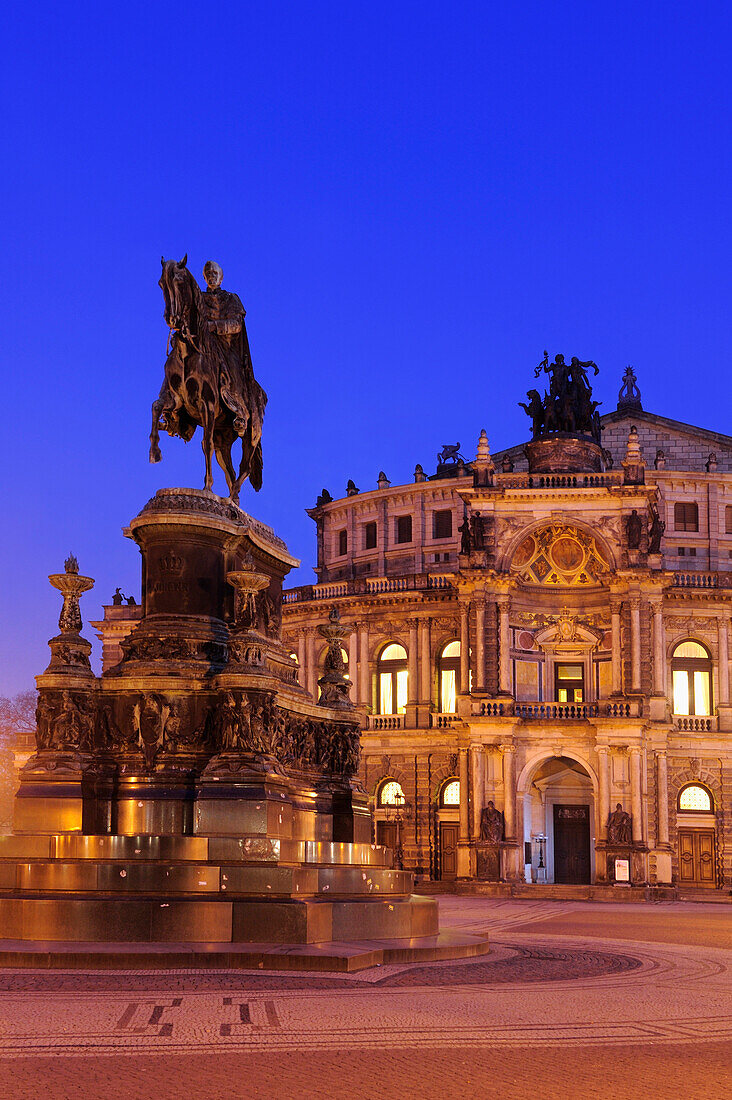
[549,536,584,574]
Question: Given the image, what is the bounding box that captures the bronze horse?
[150,256,265,503]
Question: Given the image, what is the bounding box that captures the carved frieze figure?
[151,257,267,503]
[133,693,168,770]
[607,803,632,846]
[217,691,244,751]
[480,801,504,844]
[36,690,95,752]
[625,509,642,550]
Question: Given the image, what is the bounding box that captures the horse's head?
[159,254,199,334]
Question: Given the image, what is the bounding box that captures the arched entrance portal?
[522,756,595,884]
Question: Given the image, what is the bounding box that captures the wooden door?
[678,829,716,887]
[439,822,459,880]
[376,821,397,852]
[553,804,591,884]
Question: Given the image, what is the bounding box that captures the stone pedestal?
[475,843,501,881]
[525,435,604,474]
[4,489,450,959]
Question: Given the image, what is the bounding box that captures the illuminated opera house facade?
[95,367,732,890]
[278,368,732,890]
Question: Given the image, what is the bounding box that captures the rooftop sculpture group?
[520,351,602,442]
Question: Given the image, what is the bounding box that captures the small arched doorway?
[677,783,717,888]
[437,778,460,881]
[522,756,595,884]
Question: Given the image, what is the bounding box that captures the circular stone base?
[526,435,604,474]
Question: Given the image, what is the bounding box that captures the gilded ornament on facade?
[510,524,610,587]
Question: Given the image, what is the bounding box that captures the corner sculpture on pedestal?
[0,255,487,970]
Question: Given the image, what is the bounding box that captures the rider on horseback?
[202,260,266,445]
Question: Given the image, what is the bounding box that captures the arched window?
[378,779,405,807]
[438,641,460,713]
[678,784,714,813]
[441,779,460,807]
[671,640,712,716]
[378,643,408,714]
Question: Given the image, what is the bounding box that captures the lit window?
[378,643,408,714]
[679,784,713,812]
[441,779,460,806]
[674,502,699,532]
[555,663,584,703]
[439,640,460,713]
[671,640,712,715]
[379,780,405,807]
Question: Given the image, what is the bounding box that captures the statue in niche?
[470,513,485,551]
[607,803,632,846]
[480,801,504,844]
[648,502,665,553]
[459,515,472,555]
[625,509,642,549]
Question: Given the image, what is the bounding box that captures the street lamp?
[385,790,406,869]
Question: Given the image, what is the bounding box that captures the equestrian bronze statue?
[150,257,267,503]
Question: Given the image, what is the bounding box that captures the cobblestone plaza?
[0,896,730,1099]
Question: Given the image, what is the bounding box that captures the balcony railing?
[430,712,459,728]
[366,715,405,731]
[284,572,455,604]
[673,572,732,589]
[674,714,717,731]
[497,471,623,490]
[472,699,643,720]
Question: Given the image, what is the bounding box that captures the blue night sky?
[1,3,730,694]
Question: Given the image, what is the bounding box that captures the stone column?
[407,620,419,705]
[498,594,511,694]
[502,744,516,840]
[718,615,730,706]
[630,598,641,693]
[475,599,486,693]
[656,750,669,846]
[419,618,431,705]
[306,630,317,700]
[359,624,370,710]
[597,745,611,840]
[348,628,359,704]
[459,748,469,842]
[611,598,622,694]
[471,745,484,838]
[297,633,306,688]
[652,599,665,695]
[629,747,643,843]
[459,602,470,694]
